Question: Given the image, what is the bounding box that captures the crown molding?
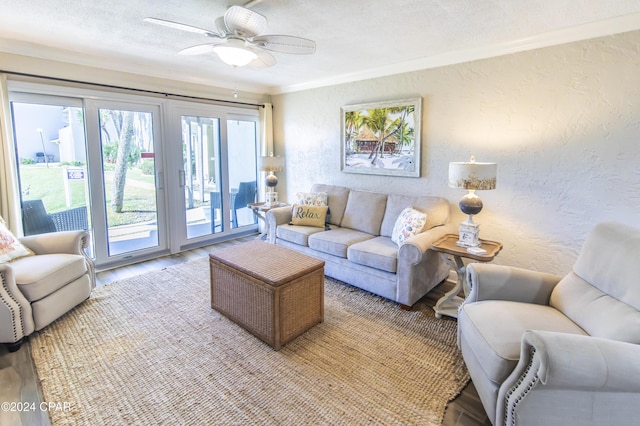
[270,12,640,95]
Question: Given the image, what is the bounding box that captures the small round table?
[431,234,502,319]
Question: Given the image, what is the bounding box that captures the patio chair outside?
[22,200,88,236]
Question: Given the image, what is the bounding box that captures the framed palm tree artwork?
[341,97,421,177]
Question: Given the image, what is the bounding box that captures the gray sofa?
[458,221,640,425]
[265,184,453,308]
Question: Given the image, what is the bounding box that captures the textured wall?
[272,30,640,275]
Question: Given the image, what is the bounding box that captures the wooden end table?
[431,234,502,319]
[248,202,288,240]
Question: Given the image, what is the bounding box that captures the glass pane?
[98,109,158,256]
[12,102,92,246]
[182,115,221,239]
[227,119,257,229]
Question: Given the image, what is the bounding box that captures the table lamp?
[448,156,497,247]
[259,154,285,207]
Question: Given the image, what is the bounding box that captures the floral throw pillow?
[0,216,34,262]
[391,207,427,247]
[295,192,328,206]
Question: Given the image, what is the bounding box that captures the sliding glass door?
[170,105,259,250]
[181,114,222,239]
[11,95,91,245]
[10,84,260,269]
[226,117,258,229]
[84,100,167,266]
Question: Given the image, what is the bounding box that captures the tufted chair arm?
[465,263,562,305]
[19,230,95,289]
[0,263,35,346]
[19,230,90,255]
[497,330,640,426]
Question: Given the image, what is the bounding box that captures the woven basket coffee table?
[209,240,325,350]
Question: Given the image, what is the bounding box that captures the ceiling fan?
[144,5,316,68]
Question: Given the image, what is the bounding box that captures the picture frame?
[341,97,421,177]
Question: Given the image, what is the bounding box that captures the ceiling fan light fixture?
[146,5,315,69]
[213,39,257,67]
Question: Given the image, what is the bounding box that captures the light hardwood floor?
[1,234,490,426]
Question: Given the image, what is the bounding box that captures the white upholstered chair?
[1,230,95,352]
[458,221,640,425]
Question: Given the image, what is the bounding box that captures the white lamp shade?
[448,158,497,190]
[259,155,285,172]
[213,39,257,67]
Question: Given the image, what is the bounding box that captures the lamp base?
[265,191,278,207]
[456,221,480,248]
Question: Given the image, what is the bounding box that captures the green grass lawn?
[20,164,157,227]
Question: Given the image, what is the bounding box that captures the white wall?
[272,30,640,275]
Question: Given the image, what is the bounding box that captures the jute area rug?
[30,257,469,425]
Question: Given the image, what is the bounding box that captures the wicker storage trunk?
[209,240,325,350]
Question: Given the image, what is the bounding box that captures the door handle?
[156,171,164,190]
[178,170,185,188]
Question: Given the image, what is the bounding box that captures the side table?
[431,234,502,319]
[248,202,289,240]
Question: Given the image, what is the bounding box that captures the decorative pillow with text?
[0,216,34,263]
[391,207,427,247]
[290,204,329,228]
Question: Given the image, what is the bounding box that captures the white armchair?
[1,230,95,352]
[458,222,640,425]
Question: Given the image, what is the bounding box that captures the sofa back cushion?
[340,190,388,236]
[550,222,640,344]
[310,184,350,226]
[380,195,450,237]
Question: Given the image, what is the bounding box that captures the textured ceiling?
[1,0,640,94]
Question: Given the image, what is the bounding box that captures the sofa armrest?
[498,330,640,426]
[265,206,293,244]
[465,263,562,305]
[19,230,90,255]
[401,224,453,263]
[395,225,455,306]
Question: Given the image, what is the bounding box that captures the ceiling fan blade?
[250,35,316,54]
[224,5,267,37]
[248,48,276,68]
[178,43,221,55]
[214,16,229,36]
[143,17,220,37]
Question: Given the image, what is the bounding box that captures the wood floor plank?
[0,344,51,426]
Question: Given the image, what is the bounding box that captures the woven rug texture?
[30,257,469,425]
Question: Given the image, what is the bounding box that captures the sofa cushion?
[458,300,587,384]
[391,207,427,247]
[12,253,88,302]
[308,228,374,258]
[347,236,398,273]
[290,204,328,228]
[380,195,450,237]
[340,190,387,236]
[310,184,350,226]
[276,224,325,247]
